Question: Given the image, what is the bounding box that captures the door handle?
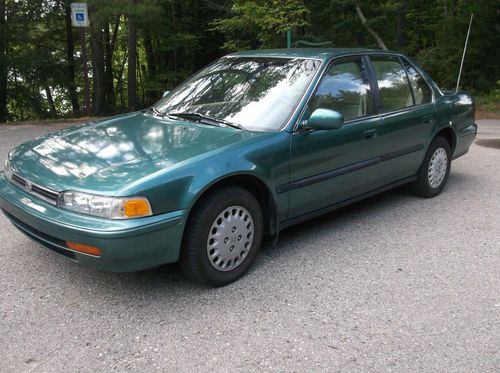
[423,115,434,124]
[363,129,377,139]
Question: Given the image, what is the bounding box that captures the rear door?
[368,55,435,184]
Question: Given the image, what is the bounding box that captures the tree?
[0,0,7,122]
[0,0,498,123]
[354,0,387,50]
[64,0,80,114]
[90,24,106,115]
[212,0,309,50]
[127,0,137,111]
[396,0,409,48]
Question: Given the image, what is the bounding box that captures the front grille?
[10,172,59,205]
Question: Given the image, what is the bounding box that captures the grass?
[475,82,500,119]
[1,116,103,126]
[476,95,500,120]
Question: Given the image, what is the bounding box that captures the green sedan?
[0,49,477,286]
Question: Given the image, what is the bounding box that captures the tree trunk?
[396,0,408,48]
[170,0,178,84]
[137,52,145,106]
[144,33,156,78]
[354,1,388,50]
[80,29,91,115]
[90,27,106,115]
[64,0,80,115]
[127,1,137,111]
[104,17,120,111]
[191,0,198,72]
[45,86,58,118]
[0,0,8,122]
[103,22,114,110]
[451,0,458,16]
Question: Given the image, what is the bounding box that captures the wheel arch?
[185,173,278,238]
[433,127,457,154]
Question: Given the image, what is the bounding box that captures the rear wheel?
[411,136,451,197]
[180,185,263,286]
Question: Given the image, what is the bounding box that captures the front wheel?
[411,136,451,198]
[180,186,263,286]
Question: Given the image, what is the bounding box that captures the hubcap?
[428,147,448,188]
[207,206,254,272]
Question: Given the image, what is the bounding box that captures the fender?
[117,131,291,223]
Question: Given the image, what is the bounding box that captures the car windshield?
[153,57,321,131]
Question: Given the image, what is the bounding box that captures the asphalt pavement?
[0,120,498,372]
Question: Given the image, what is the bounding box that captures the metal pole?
[287,29,292,49]
[455,14,473,93]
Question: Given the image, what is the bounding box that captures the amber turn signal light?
[66,241,102,257]
[123,198,152,218]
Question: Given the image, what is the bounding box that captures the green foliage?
[0,0,498,122]
[212,0,309,50]
[475,81,500,112]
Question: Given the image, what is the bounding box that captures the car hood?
[8,112,265,194]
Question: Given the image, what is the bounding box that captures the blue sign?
[71,3,89,27]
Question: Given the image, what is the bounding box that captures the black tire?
[411,136,451,198]
[180,185,263,286]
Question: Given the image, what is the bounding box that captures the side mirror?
[162,90,170,98]
[305,108,344,131]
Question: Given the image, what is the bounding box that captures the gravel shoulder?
[0,120,498,372]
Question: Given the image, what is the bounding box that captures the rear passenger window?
[402,59,432,105]
[371,56,413,112]
[309,57,372,121]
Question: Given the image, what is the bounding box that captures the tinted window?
[402,59,432,105]
[371,56,413,112]
[309,58,372,121]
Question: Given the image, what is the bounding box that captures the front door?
[287,56,383,219]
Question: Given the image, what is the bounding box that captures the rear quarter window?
[401,58,433,105]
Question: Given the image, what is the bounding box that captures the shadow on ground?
[475,138,500,149]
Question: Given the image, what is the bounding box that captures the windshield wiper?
[146,106,165,117]
[168,112,244,130]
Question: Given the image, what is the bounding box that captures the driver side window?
[308,57,372,121]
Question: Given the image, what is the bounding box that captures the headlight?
[3,158,13,181]
[59,191,152,219]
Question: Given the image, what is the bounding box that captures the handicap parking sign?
[71,3,89,27]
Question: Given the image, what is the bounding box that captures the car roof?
[228,48,401,61]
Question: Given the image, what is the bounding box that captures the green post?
[287,29,292,48]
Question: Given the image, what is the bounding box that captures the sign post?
[70,3,90,115]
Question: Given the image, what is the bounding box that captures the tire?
[180,185,263,286]
[411,136,451,198]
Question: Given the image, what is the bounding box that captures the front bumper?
[0,172,187,272]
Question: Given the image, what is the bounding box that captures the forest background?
[0,0,498,123]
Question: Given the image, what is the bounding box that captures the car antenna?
[455,14,474,93]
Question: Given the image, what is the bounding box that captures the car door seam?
[379,144,425,162]
[277,143,425,193]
